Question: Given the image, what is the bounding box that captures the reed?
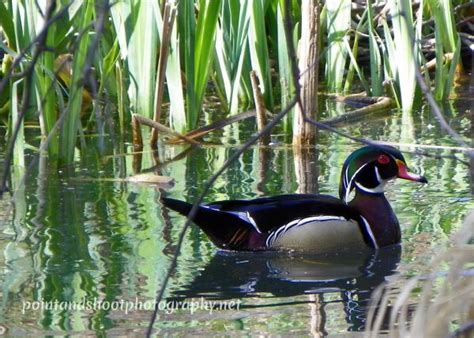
[389,0,417,111]
[276,0,295,134]
[155,1,186,133]
[10,79,24,168]
[0,0,467,167]
[214,0,251,115]
[343,8,369,94]
[427,0,461,100]
[35,10,59,159]
[111,1,158,120]
[366,210,474,338]
[248,0,274,109]
[366,0,383,96]
[181,0,221,129]
[325,0,351,93]
[59,1,94,165]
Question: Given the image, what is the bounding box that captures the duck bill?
[395,159,428,183]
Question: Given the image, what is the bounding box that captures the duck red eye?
[377,154,390,164]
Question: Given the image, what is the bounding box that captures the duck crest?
[339,145,402,204]
[338,145,426,247]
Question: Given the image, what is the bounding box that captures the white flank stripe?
[297,216,346,224]
[229,211,261,233]
[360,215,378,249]
[266,216,348,248]
[246,212,261,233]
[285,219,300,228]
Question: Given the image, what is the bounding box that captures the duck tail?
[162,198,254,249]
[162,198,194,216]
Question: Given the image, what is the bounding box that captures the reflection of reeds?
[366,210,474,338]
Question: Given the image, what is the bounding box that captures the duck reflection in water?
[170,245,401,333]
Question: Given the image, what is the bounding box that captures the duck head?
[339,145,427,203]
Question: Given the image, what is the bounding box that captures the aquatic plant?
[366,210,474,338]
[0,0,467,164]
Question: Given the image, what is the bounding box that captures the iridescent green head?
[339,145,427,203]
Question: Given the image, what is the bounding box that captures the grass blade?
[248,0,273,109]
[193,0,221,125]
[178,0,196,128]
[366,0,382,96]
[154,2,186,133]
[11,79,24,168]
[277,0,295,133]
[427,0,460,100]
[110,1,158,119]
[389,0,417,111]
[325,0,351,93]
[60,1,94,164]
[214,0,250,115]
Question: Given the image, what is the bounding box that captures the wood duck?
[162,145,427,253]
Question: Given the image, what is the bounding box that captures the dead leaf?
[126,173,175,187]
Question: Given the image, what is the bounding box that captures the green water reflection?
[0,100,472,336]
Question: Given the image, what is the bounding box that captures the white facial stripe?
[360,216,379,249]
[375,166,382,184]
[344,164,350,189]
[354,164,391,194]
[344,163,369,204]
[355,181,386,194]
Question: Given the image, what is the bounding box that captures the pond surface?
[0,95,473,336]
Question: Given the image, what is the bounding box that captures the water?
[0,98,472,336]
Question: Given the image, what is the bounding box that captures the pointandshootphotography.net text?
[21,297,242,315]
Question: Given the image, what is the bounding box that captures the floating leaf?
[126,173,176,186]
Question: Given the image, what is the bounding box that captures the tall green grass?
[60,1,94,165]
[389,0,417,112]
[248,0,274,109]
[325,0,351,93]
[178,0,221,129]
[11,79,24,168]
[154,1,186,133]
[111,0,158,120]
[214,0,250,115]
[276,0,296,134]
[366,0,383,96]
[0,0,465,167]
[427,0,461,100]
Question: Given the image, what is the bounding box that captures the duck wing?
[205,194,360,233]
[163,195,363,251]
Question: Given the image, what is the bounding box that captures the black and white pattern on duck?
[344,164,389,203]
[354,166,387,195]
[202,205,262,233]
[359,215,379,249]
[343,162,368,203]
[266,215,348,248]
